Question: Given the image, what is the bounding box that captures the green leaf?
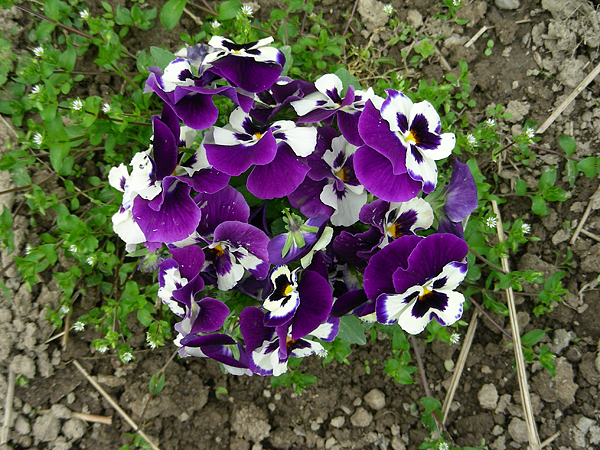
[521,329,546,347]
[515,179,527,196]
[149,371,165,395]
[337,315,366,345]
[334,67,361,95]
[137,309,153,327]
[217,0,242,21]
[531,194,549,216]
[538,167,556,191]
[558,135,576,156]
[44,0,60,21]
[160,0,187,30]
[150,46,176,71]
[577,157,599,178]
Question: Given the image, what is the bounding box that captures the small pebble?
[364,389,386,411]
[330,416,345,428]
[350,407,373,427]
[495,0,520,9]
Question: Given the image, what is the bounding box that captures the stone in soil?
[508,417,528,443]
[477,383,499,410]
[363,388,385,411]
[231,404,271,443]
[350,407,373,427]
[495,0,520,9]
[532,357,578,406]
[32,413,60,443]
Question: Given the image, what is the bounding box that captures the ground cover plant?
[1,0,598,449]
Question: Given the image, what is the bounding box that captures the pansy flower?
[364,233,468,334]
[239,307,331,376]
[202,36,285,93]
[262,265,333,336]
[355,90,455,201]
[251,77,316,124]
[289,130,366,226]
[291,73,376,146]
[204,221,270,291]
[204,108,317,198]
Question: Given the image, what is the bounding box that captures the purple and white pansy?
[109,32,480,377]
[364,233,468,334]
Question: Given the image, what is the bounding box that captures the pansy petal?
[337,110,363,146]
[209,56,283,93]
[330,289,369,318]
[247,144,309,199]
[205,129,277,176]
[363,235,422,301]
[292,270,333,339]
[152,117,179,181]
[354,146,422,202]
[310,317,339,341]
[132,179,201,244]
[170,245,205,280]
[405,146,438,194]
[239,306,274,352]
[171,92,219,130]
[288,177,333,218]
[214,221,270,264]
[188,297,230,334]
[180,168,230,194]
[195,185,250,236]
[443,159,478,222]
[109,164,129,192]
[428,290,465,327]
[429,260,468,292]
[375,288,420,325]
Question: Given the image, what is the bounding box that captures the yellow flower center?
[254,132,262,140]
[387,223,402,239]
[406,129,419,144]
[418,286,432,302]
[212,243,225,257]
[334,167,348,182]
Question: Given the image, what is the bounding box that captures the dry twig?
[491,200,541,450]
[441,310,479,424]
[72,360,161,450]
[1,370,15,445]
[537,59,600,134]
[464,26,488,48]
[570,184,600,244]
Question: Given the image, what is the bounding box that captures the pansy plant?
[109,33,477,378]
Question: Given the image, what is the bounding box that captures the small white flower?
[73,321,85,332]
[72,98,84,111]
[450,333,460,345]
[525,128,535,139]
[86,255,96,266]
[467,133,477,146]
[79,9,89,19]
[485,216,498,228]
[241,5,253,16]
[383,4,394,15]
[102,103,111,114]
[521,223,531,234]
[438,443,450,450]
[24,244,32,255]
[33,133,43,146]
[211,20,221,28]
[59,305,71,315]
[69,245,78,253]
[147,332,158,349]
[122,352,134,362]
[31,85,41,95]
[33,46,44,57]
[97,345,108,354]
[485,118,496,127]
[452,0,461,6]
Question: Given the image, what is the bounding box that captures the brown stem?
[469,248,507,274]
[469,296,513,340]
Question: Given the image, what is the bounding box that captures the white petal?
[291,91,334,116]
[315,73,343,98]
[377,287,420,324]
[264,292,299,319]
[387,197,434,234]
[112,209,146,246]
[290,339,325,358]
[162,58,195,92]
[381,91,413,132]
[236,247,263,272]
[431,290,465,327]
[274,123,318,157]
[410,101,441,133]
[300,226,333,268]
[405,147,438,188]
[310,321,335,340]
[422,132,455,160]
[216,258,245,291]
[427,261,468,292]
[321,184,367,227]
[108,164,129,192]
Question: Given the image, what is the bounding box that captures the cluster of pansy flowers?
[108,35,478,376]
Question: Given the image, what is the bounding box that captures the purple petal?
[152,116,179,181]
[178,168,230,194]
[363,235,422,301]
[170,245,205,280]
[171,91,219,130]
[205,130,277,176]
[292,270,333,339]
[354,146,422,202]
[330,289,369,318]
[392,234,468,294]
[443,159,478,222]
[239,307,274,352]
[213,221,270,264]
[288,177,333,218]
[188,297,230,334]
[132,179,201,244]
[180,333,236,347]
[208,56,283,93]
[337,110,364,146]
[247,144,309,199]
[358,100,408,173]
[195,186,250,236]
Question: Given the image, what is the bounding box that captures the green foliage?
[383,327,417,384]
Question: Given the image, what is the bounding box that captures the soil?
[2,0,600,449]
